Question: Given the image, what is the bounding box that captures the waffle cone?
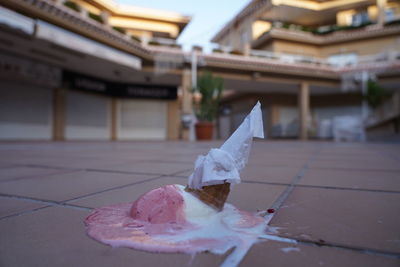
[185,182,230,211]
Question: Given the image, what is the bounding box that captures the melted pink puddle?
[85,185,267,266]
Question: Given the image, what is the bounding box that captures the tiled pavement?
[0,140,399,266]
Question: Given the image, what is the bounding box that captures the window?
[385,8,395,22]
[352,12,369,26]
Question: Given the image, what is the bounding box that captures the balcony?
[208,48,400,71]
[252,19,400,48]
[60,0,182,50]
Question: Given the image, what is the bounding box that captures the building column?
[110,98,118,141]
[377,0,387,26]
[243,19,253,56]
[52,88,66,140]
[181,68,192,140]
[298,82,310,140]
[167,100,180,140]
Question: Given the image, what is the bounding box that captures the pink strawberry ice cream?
[130,185,185,224]
[85,184,266,262]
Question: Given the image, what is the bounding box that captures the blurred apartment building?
[0,0,399,141]
[212,0,400,140]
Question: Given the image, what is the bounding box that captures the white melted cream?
[158,185,268,266]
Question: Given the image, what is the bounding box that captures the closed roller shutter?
[118,99,167,140]
[65,90,110,139]
[0,82,52,140]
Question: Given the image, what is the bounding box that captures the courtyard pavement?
[0,140,399,266]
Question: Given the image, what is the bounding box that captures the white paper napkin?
[188,101,264,189]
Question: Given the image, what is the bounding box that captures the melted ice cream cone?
[186,102,264,211]
[84,102,267,267]
[185,182,230,211]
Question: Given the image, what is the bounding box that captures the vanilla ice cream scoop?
[188,101,264,190]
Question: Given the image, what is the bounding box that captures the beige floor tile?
[299,169,400,192]
[242,238,399,267]
[310,159,400,171]
[96,161,193,175]
[0,166,76,182]
[0,140,399,266]
[69,176,186,208]
[270,187,400,253]
[0,171,156,202]
[228,183,287,212]
[0,206,222,267]
[241,165,301,184]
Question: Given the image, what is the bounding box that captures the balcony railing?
[260,16,400,37]
[247,49,400,69]
[249,50,330,66]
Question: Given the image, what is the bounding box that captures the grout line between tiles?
[139,159,194,164]
[1,163,194,178]
[0,169,82,184]
[261,232,400,259]
[294,184,400,194]
[242,180,400,194]
[243,180,290,187]
[0,167,193,221]
[268,145,323,212]
[63,169,191,205]
[309,166,400,173]
[0,194,93,221]
[169,168,192,177]
[165,168,193,177]
[261,143,400,260]
[19,164,82,171]
[0,193,68,206]
[0,206,52,221]
[84,168,165,176]
[62,175,166,203]
[294,236,400,259]
[61,170,191,203]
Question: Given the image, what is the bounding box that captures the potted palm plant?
[193,71,224,140]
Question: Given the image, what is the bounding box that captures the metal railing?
[247,49,400,68]
[249,49,330,66]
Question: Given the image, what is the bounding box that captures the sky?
[117,0,250,52]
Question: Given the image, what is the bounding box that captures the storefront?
[0,53,61,140]
[0,81,53,140]
[62,71,176,140]
[0,52,178,141]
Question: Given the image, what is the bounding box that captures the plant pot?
[195,122,214,140]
